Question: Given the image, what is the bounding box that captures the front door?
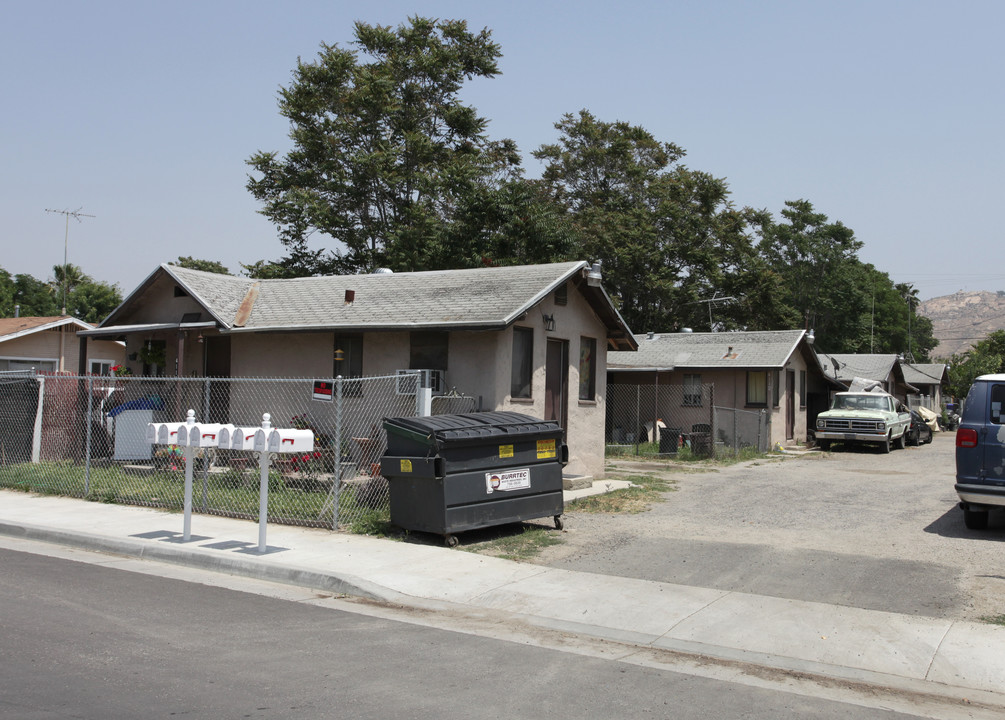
[785,370,795,440]
[545,339,568,431]
[205,337,231,424]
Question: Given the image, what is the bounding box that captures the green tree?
[0,268,15,316]
[49,263,89,312]
[758,200,869,351]
[13,274,59,317]
[534,110,779,332]
[170,257,230,274]
[240,260,298,279]
[247,17,519,275]
[947,330,1005,399]
[67,279,122,324]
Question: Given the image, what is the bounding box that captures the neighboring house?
[815,353,918,402]
[0,316,125,374]
[607,329,838,448]
[901,363,949,409]
[79,261,637,479]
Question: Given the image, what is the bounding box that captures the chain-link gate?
[0,372,477,531]
[713,405,770,454]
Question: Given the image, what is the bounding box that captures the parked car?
[906,410,933,446]
[955,374,1005,530]
[815,391,912,453]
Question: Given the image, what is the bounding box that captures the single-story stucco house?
[0,316,125,374]
[901,363,949,410]
[607,329,839,448]
[78,261,637,479]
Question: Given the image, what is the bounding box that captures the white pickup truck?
[814,391,912,453]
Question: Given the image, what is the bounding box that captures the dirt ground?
[532,433,1005,622]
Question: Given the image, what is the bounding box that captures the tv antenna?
[689,293,736,331]
[45,207,95,315]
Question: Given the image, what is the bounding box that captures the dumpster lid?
[383,412,562,449]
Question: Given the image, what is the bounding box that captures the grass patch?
[568,473,676,514]
[607,442,770,466]
[981,614,1005,626]
[462,525,564,561]
[346,508,395,537]
[0,460,387,529]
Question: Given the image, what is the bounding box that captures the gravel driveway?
[535,433,1005,622]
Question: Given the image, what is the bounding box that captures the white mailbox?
[227,427,260,451]
[268,428,315,454]
[155,422,186,446]
[146,422,161,445]
[177,423,227,448]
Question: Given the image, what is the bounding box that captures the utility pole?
[45,207,95,315]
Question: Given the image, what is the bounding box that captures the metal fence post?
[201,378,211,512]
[85,375,93,495]
[332,375,343,530]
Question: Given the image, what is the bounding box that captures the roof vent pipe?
[373,268,393,275]
[647,331,654,340]
[14,304,19,318]
[681,327,693,333]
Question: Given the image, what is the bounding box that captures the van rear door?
[987,382,1005,485]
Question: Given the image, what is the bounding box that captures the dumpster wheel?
[554,515,564,530]
[444,534,459,548]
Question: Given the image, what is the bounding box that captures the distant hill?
[918,291,1005,359]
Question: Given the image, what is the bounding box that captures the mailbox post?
[249,413,314,553]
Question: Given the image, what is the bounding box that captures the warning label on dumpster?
[485,468,530,494]
[536,438,556,459]
[498,444,514,459]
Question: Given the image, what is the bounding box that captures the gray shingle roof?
[609,329,807,370]
[816,354,898,383]
[98,262,636,348]
[902,363,948,386]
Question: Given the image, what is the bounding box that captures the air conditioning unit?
[395,369,446,396]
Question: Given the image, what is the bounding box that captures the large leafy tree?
[247,17,521,275]
[12,273,59,317]
[67,279,122,324]
[170,257,230,274]
[947,330,1005,399]
[534,110,782,332]
[757,200,870,351]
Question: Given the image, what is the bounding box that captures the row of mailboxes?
[146,414,314,454]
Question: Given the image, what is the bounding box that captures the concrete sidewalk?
[1,488,1003,710]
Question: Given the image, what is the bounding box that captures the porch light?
[334,348,345,362]
[542,313,556,332]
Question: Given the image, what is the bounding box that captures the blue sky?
[3,0,1003,302]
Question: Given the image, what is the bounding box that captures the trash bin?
[690,423,712,458]
[659,428,682,454]
[380,412,568,546]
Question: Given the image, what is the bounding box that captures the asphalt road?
[0,547,930,720]
[538,433,1005,622]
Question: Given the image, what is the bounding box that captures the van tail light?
[956,428,978,448]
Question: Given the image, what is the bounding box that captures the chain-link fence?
[606,382,720,458]
[713,405,770,454]
[605,382,772,458]
[0,372,477,531]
